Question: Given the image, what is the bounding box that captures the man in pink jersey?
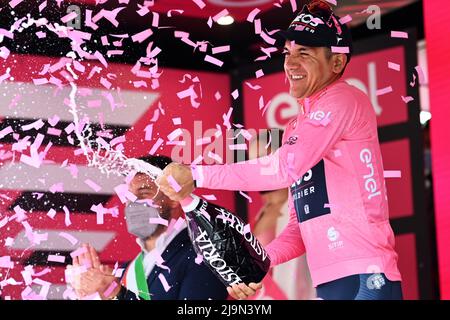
[156,0,403,300]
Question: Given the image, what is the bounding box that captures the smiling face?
[283,41,346,99]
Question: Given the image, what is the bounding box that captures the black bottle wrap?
[183,196,271,287]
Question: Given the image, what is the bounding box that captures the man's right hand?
[227,282,263,300]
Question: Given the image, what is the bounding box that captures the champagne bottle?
[124,159,270,286]
[180,195,271,287]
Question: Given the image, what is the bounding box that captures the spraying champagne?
[125,159,270,287]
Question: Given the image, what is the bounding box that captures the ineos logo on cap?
[290,13,322,28]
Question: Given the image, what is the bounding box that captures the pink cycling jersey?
[194,80,401,287]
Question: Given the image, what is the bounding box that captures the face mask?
[125,202,161,239]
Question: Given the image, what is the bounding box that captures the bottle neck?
[179,195,200,212]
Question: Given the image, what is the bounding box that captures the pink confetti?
[61,11,77,23]
[136,4,149,16]
[196,136,211,146]
[67,164,78,178]
[195,254,203,264]
[0,29,13,39]
[172,117,182,125]
[149,217,169,226]
[36,31,47,39]
[48,115,60,127]
[192,0,206,9]
[9,0,23,8]
[114,184,137,203]
[149,109,160,122]
[253,19,262,35]
[63,206,71,227]
[111,135,126,147]
[339,15,352,24]
[240,129,253,141]
[173,217,186,231]
[151,12,159,26]
[0,126,13,139]
[144,124,153,141]
[5,237,14,246]
[49,182,64,193]
[100,77,112,89]
[289,0,297,11]
[331,46,350,54]
[192,155,203,166]
[239,191,252,203]
[92,7,125,27]
[208,151,223,164]
[260,31,276,45]
[199,209,210,221]
[0,256,14,268]
[0,216,8,228]
[12,206,26,222]
[47,209,56,219]
[167,9,184,17]
[415,65,428,85]
[217,215,233,224]
[167,175,182,193]
[202,195,217,201]
[384,170,402,178]
[255,69,264,78]
[401,96,414,103]
[94,51,108,68]
[70,247,87,258]
[229,144,247,150]
[103,281,118,298]
[214,91,222,100]
[245,81,261,90]
[39,1,47,12]
[47,127,61,136]
[48,255,65,263]
[410,74,417,87]
[231,89,239,100]
[0,46,10,60]
[32,78,48,86]
[158,274,171,292]
[391,31,408,39]
[133,80,147,88]
[388,62,401,71]
[212,9,229,22]
[65,123,75,134]
[207,16,213,28]
[87,100,102,109]
[107,50,124,57]
[84,179,102,192]
[101,35,109,46]
[167,128,184,141]
[204,55,223,67]
[212,45,230,54]
[149,138,164,155]
[247,8,260,22]
[376,86,393,96]
[59,232,79,245]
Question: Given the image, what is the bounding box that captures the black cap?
[274,3,353,61]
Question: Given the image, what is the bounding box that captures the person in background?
[249,129,316,300]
